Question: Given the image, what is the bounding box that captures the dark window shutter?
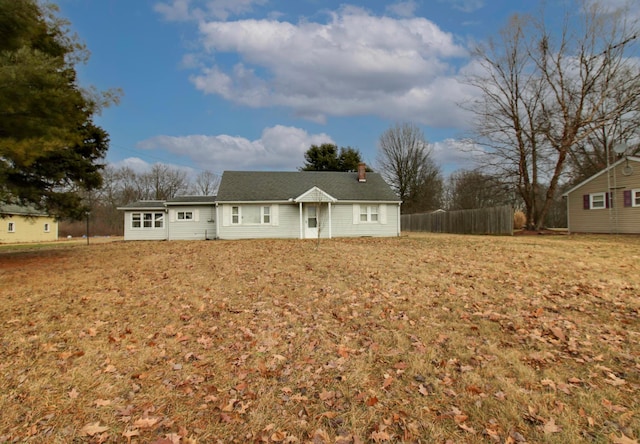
[624,190,632,207]
[583,194,590,209]
[605,192,610,208]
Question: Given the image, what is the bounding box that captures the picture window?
[131,212,164,229]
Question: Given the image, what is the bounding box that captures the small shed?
[563,156,640,234]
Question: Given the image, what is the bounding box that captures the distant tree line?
[59,165,220,237]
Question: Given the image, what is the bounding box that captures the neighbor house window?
[44,223,50,233]
[360,205,379,222]
[131,212,164,229]
[590,193,606,209]
[633,189,640,207]
[231,206,240,224]
[177,211,193,221]
[7,222,15,233]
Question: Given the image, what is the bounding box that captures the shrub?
[513,211,526,229]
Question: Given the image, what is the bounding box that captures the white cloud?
[189,7,473,127]
[136,125,334,171]
[154,0,267,21]
[438,0,484,13]
[109,157,196,176]
[582,0,640,20]
[386,1,418,18]
[432,138,485,174]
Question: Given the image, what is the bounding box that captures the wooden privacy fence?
[401,205,513,235]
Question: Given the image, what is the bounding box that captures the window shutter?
[353,205,360,224]
[169,210,175,222]
[194,209,200,222]
[222,205,230,226]
[379,204,387,224]
[271,204,279,226]
[583,195,590,210]
[606,192,610,209]
[624,190,632,207]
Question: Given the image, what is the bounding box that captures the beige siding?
[567,161,640,234]
[0,215,58,244]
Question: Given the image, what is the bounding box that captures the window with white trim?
[131,212,164,229]
[263,206,271,224]
[44,223,50,233]
[590,193,606,209]
[7,222,15,233]
[230,205,273,225]
[231,206,240,224]
[633,189,640,207]
[360,205,380,222]
[177,211,193,221]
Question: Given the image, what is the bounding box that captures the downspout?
[566,195,571,234]
[397,202,401,236]
[299,202,303,239]
[328,202,332,239]
[215,203,220,239]
[166,207,170,240]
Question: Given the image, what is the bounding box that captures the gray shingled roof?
[216,171,400,202]
[117,200,165,210]
[166,196,217,204]
[0,204,48,216]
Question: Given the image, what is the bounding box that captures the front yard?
[0,234,638,443]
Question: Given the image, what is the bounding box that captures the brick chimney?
[357,162,366,182]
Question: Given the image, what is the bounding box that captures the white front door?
[304,205,318,239]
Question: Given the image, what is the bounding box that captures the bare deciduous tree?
[193,170,221,196]
[377,123,443,214]
[466,1,640,229]
[445,170,516,210]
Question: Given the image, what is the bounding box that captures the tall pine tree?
[0,0,119,218]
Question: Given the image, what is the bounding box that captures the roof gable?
[563,156,640,196]
[295,187,337,203]
[216,171,399,202]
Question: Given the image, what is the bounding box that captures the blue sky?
[56,0,632,178]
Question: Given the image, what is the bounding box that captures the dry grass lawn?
[0,234,638,443]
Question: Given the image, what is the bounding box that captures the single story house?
[0,205,58,243]
[563,156,640,234]
[119,165,401,241]
[215,166,401,240]
[119,196,217,241]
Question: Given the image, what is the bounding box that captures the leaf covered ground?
[0,234,638,443]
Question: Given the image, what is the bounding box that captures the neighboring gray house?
[564,156,640,234]
[119,165,402,241]
[215,166,401,240]
[119,196,216,241]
